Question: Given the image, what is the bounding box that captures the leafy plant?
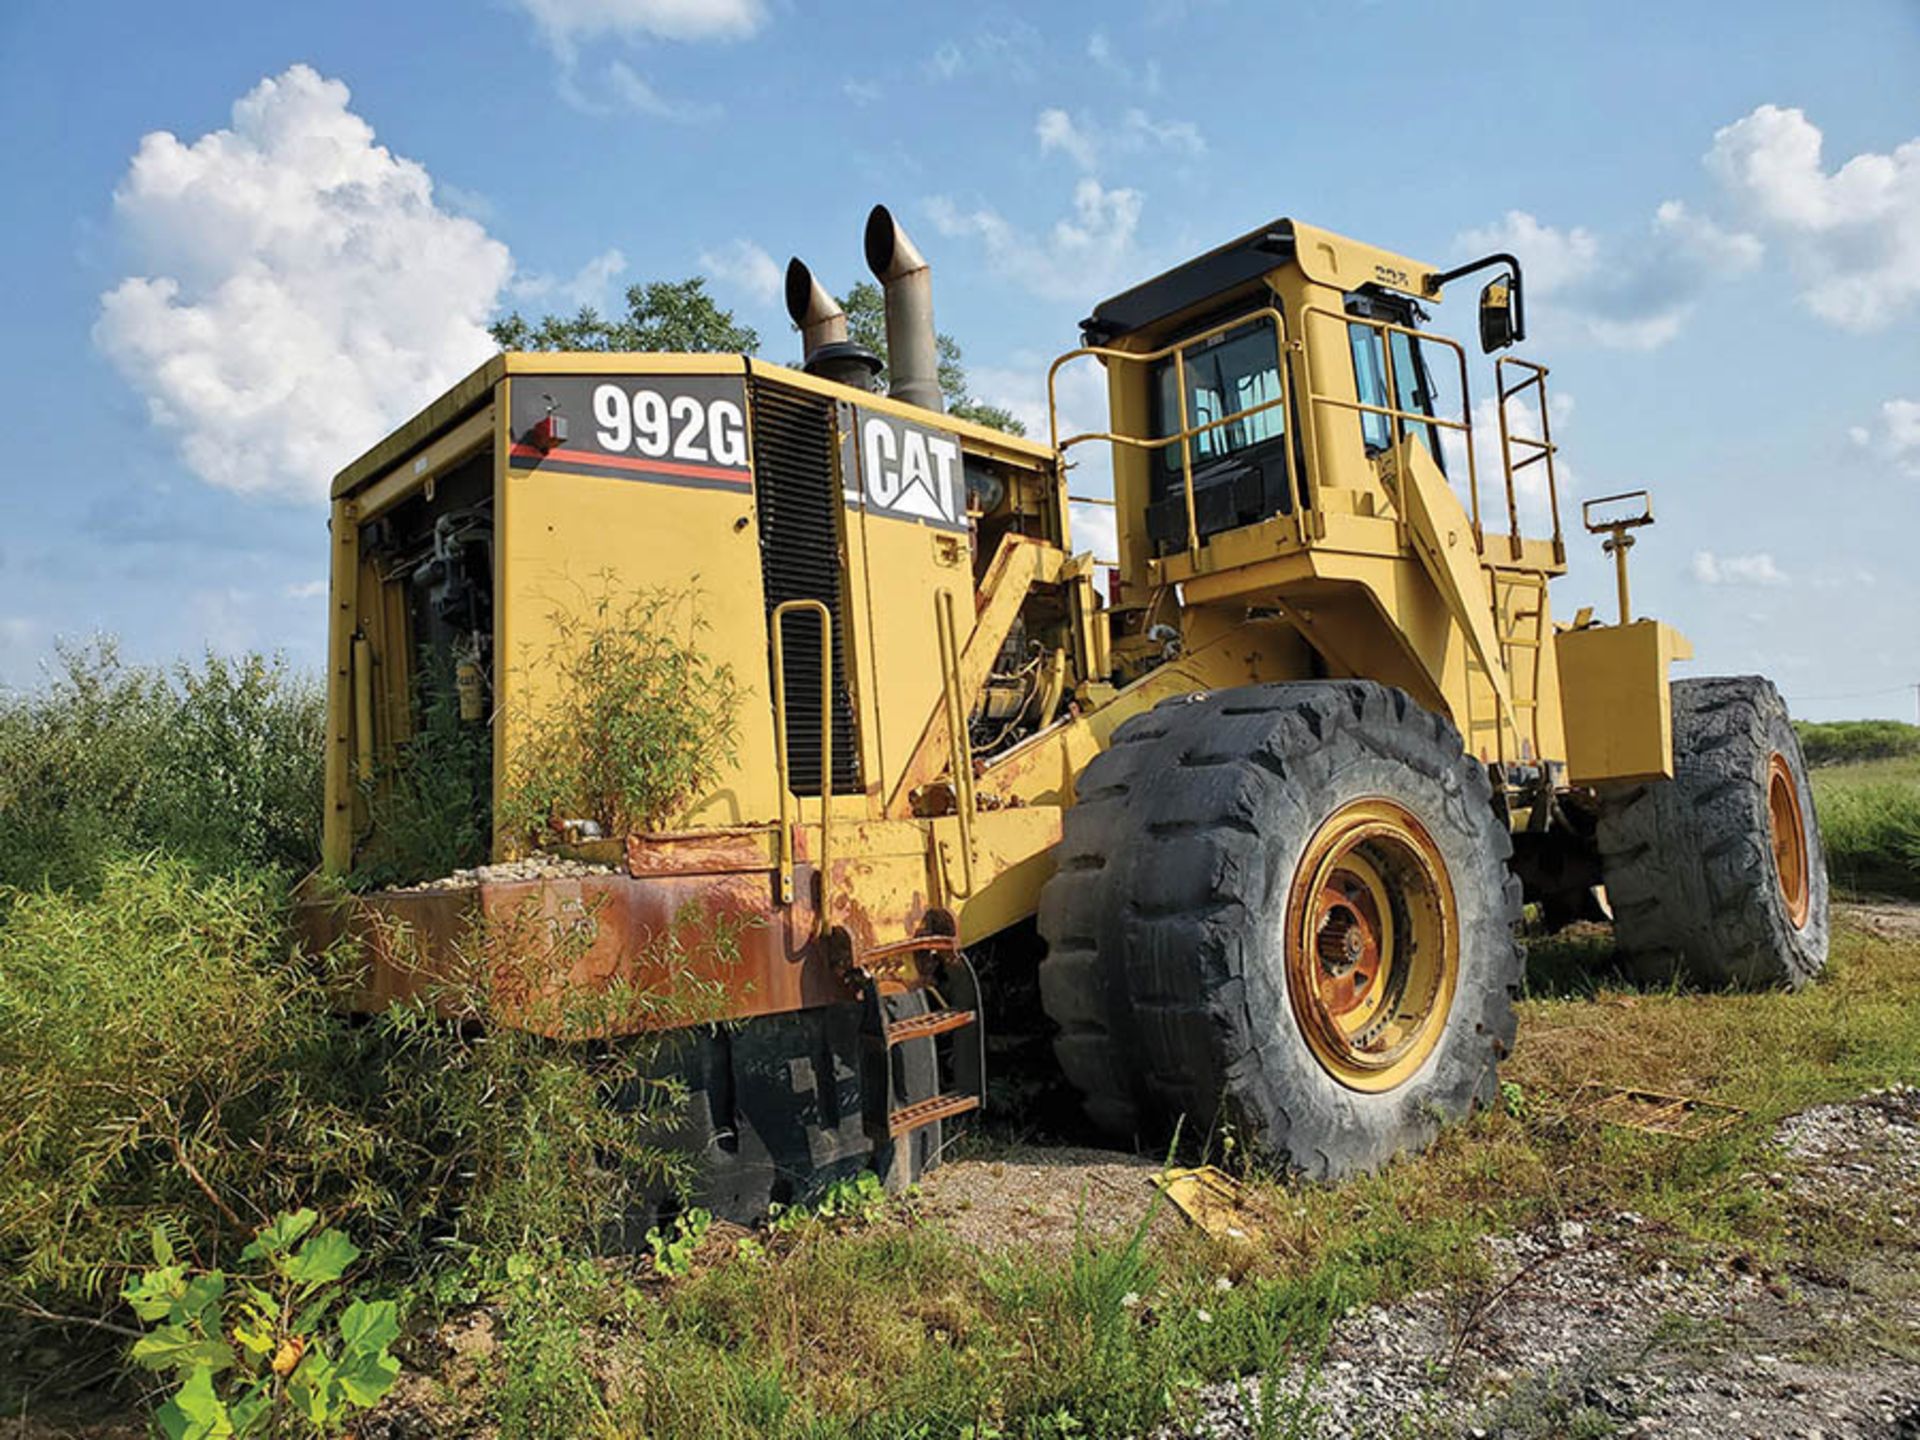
[646,1208,713,1278]
[123,1210,400,1437]
[767,1170,889,1233]
[499,581,742,844]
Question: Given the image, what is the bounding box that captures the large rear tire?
[1037,681,1523,1178]
[1596,675,1828,989]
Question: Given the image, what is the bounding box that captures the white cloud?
[1692,551,1789,586]
[283,579,327,600]
[1849,397,1920,476]
[513,246,628,310]
[1121,110,1204,158]
[510,1,761,114]
[698,238,782,304]
[928,178,1144,301]
[1708,104,1920,329]
[843,78,883,106]
[1036,109,1099,171]
[1035,106,1203,173]
[1087,30,1162,95]
[510,0,766,53]
[922,22,1042,83]
[94,65,512,504]
[599,60,720,121]
[1454,202,1759,349]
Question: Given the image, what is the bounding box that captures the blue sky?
[1,0,1916,720]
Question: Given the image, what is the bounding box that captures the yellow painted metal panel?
[496,377,781,833]
[1555,621,1692,785]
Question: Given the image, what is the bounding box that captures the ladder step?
[885,1008,977,1046]
[888,1092,980,1137]
[859,934,961,966]
[1502,637,1542,649]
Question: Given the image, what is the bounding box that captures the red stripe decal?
[509,443,751,486]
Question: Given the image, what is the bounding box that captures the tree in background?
[491,278,759,354]
[491,275,1024,436]
[837,280,1024,435]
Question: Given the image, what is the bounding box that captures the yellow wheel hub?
[1767,752,1811,929]
[1285,799,1460,1092]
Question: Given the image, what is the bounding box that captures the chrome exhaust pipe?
[785,256,848,360]
[863,204,943,414]
[786,256,882,391]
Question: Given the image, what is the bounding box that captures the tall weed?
[499,581,741,844]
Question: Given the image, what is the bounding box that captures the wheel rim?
[1285,798,1460,1093]
[1767,752,1811,929]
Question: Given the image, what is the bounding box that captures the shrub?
[0,856,705,1326]
[0,640,322,895]
[499,581,741,844]
[1794,718,1920,768]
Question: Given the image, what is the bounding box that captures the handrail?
[1495,357,1564,563]
[934,589,977,899]
[769,599,834,935]
[1298,304,1480,546]
[1047,306,1299,565]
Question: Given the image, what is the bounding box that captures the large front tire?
[1038,681,1523,1178]
[1597,675,1828,989]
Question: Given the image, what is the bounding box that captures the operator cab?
[1063,217,1531,571]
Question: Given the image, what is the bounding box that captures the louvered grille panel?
[751,382,862,795]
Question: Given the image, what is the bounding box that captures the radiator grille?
[751,382,862,796]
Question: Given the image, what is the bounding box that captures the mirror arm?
[1424,252,1526,343]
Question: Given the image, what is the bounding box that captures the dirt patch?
[915,1143,1181,1253]
[1171,1089,1920,1439]
[1837,899,1920,944]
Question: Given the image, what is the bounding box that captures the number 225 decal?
[591,384,749,468]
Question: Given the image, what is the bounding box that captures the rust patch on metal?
[625,826,776,878]
[293,869,857,1038]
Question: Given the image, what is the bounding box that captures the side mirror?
[1479,276,1518,353]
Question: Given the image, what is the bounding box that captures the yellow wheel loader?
[302,205,1827,1210]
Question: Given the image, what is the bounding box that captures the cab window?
[1346,295,1446,474]
[1150,320,1286,477]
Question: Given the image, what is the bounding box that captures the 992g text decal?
[509,374,753,492]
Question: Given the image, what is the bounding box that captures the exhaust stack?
[863,204,943,414]
[785,256,883,390]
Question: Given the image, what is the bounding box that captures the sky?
[0,0,1916,721]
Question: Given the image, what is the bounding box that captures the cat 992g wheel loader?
[301,204,1827,1211]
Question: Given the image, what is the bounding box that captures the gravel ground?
[389,856,619,891]
[1170,1086,1920,1440]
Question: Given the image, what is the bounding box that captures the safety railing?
[1298,304,1482,546]
[934,590,977,898]
[1494,357,1565,563]
[769,599,834,935]
[1065,491,1121,569]
[1047,307,1300,565]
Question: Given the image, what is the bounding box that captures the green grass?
[1811,753,1920,899]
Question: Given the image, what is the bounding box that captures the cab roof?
[1082,218,1435,344]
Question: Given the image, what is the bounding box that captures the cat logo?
[845,409,966,530]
